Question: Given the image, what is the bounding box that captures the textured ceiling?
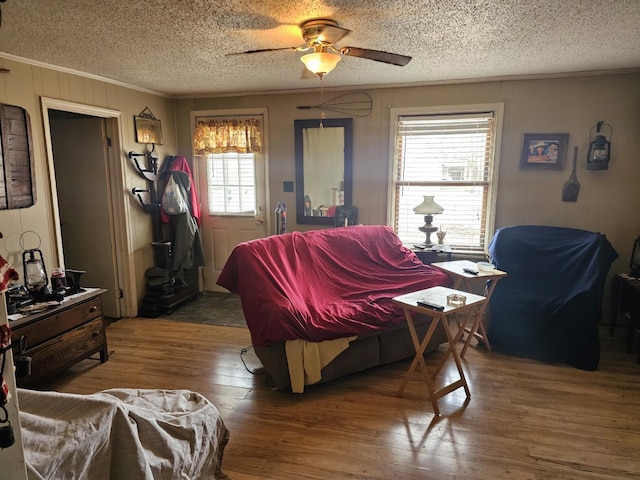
[0,0,639,97]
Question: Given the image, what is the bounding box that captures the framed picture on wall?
[520,133,568,170]
[134,107,163,145]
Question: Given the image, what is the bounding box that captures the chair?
[487,225,618,370]
[334,205,358,227]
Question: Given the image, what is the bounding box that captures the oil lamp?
[22,248,48,299]
[20,231,50,301]
[413,196,444,247]
[586,121,612,170]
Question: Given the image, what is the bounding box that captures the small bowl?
[477,261,494,272]
[447,294,466,307]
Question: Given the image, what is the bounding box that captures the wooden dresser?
[9,288,109,387]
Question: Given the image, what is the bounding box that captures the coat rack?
[129,149,161,212]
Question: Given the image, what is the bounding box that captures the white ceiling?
[0,0,639,97]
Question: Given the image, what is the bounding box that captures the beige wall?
[1,55,637,308]
[0,57,177,308]
[177,72,640,276]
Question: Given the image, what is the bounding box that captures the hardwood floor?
[40,318,640,479]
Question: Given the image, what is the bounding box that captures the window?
[390,104,503,252]
[205,152,256,215]
[193,115,263,216]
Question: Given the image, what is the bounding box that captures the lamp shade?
[300,52,341,77]
[413,196,444,215]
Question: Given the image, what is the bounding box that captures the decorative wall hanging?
[0,103,36,209]
[134,107,163,145]
[520,133,568,170]
[296,92,373,117]
[561,146,580,202]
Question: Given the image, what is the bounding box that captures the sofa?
[19,388,229,480]
[487,225,618,370]
[217,225,451,392]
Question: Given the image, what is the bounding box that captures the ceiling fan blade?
[340,47,411,66]
[225,46,298,57]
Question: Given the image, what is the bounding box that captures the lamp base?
[418,224,438,247]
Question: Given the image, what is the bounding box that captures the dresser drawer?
[18,317,106,386]
[12,296,103,349]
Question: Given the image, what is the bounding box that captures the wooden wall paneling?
[0,74,6,103]
[58,71,71,100]
[92,79,108,108]
[40,67,62,99]
[105,83,120,111]
[83,77,94,104]
[30,66,44,98]
[68,74,86,104]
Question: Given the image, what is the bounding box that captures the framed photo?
[520,133,568,170]
[134,115,163,145]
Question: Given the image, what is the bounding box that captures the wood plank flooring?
[39,318,640,479]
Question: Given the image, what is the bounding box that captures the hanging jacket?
[160,156,201,225]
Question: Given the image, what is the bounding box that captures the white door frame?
[40,97,137,317]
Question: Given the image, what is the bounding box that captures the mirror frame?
[294,118,353,225]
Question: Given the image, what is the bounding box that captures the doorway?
[191,109,270,292]
[41,98,136,318]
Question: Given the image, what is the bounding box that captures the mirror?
[295,118,353,225]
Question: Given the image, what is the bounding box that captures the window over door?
[205,152,256,215]
[390,104,503,253]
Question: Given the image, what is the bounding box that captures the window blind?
[206,152,256,215]
[393,112,495,251]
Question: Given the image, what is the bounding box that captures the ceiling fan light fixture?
[300,51,341,78]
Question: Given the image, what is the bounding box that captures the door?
[49,113,121,317]
[196,151,268,292]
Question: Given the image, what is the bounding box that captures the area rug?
[160,292,247,328]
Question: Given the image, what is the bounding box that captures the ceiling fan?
[227,18,411,78]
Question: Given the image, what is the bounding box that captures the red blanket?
[217,225,450,347]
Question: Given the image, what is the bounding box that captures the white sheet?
[285,336,356,393]
[18,388,229,480]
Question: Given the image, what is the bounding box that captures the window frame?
[387,103,504,253]
[203,151,258,216]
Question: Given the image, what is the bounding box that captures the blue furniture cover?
[487,225,618,370]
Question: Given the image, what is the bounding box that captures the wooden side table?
[609,273,640,363]
[431,260,507,357]
[406,245,453,265]
[393,286,486,415]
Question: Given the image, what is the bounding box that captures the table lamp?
[413,195,444,247]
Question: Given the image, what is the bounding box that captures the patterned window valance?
[193,118,263,155]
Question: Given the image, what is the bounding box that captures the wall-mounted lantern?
[586,121,612,170]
